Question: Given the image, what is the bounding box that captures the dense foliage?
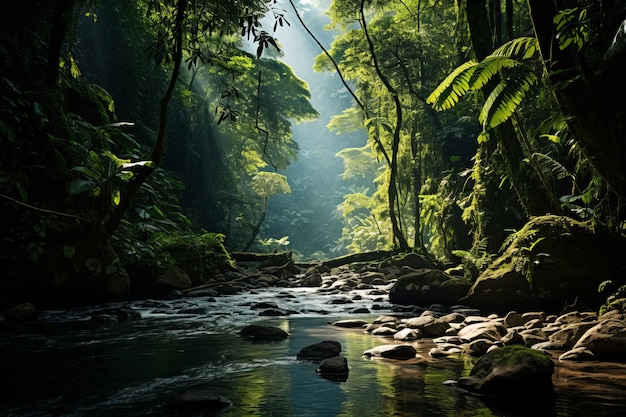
[1,0,625,303]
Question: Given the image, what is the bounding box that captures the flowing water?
[2,287,626,417]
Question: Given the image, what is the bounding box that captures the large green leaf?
[491,37,539,60]
[479,72,538,128]
[468,57,521,90]
[426,60,478,111]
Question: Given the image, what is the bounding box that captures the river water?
[2,286,626,417]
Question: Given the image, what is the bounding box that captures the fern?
[426,60,478,111]
[491,37,539,60]
[479,71,538,128]
[469,57,521,90]
[428,36,541,129]
[532,152,575,182]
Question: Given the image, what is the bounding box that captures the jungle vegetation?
[1,0,625,303]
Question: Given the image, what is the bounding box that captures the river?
[2,286,626,416]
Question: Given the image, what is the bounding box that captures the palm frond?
[479,72,539,128]
[469,56,522,90]
[491,37,540,60]
[427,60,478,111]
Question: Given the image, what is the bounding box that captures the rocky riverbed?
[3,255,626,416]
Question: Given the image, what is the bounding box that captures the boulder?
[394,328,422,341]
[156,265,192,291]
[0,302,38,322]
[332,319,368,329]
[458,345,555,400]
[558,347,595,361]
[380,252,433,270]
[404,315,450,337]
[460,215,624,313]
[532,321,597,350]
[316,356,349,381]
[363,344,419,360]
[297,341,341,360]
[457,321,507,343]
[572,320,626,360]
[171,388,232,411]
[389,269,470,306]
[239,324,288,341]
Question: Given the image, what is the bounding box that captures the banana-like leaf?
[427,60,478,111]
[491,37,539,60]
[468,57,521,90]
[479,72,538,128]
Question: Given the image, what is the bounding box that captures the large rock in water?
[389,269,470,306]
[460,215,626,312]
[297,341,342,360]
[572,320,626,360]
[458,345,555,400]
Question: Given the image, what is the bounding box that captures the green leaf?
[468,57,521,90]
[63,245,76,259]
[491,37,539,60]
[112,189,121,206]
[479,72,538,129]
[427,60,478,111]
[69,179,98,195]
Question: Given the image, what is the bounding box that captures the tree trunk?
[46,0,76,87]
[105,0,188,236]
[466,0,556,216]
[360,0,409,250]
[528,0,626,201]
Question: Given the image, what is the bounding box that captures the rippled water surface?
[2,287,626,416]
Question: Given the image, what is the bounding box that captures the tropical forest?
[2,1,626,416]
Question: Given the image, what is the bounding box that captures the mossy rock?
[461,215,626,313]
[389,269,471,306]
[458,345,554,400]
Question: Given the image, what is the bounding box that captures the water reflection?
[2,292,626,417]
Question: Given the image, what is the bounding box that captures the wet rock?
[239,324,288,341]
[532,321,597,350]
[503,311,524,328]
[351,307,370,314]
[457,321,507,343]
[91,306,141,322]
[389,269,470,306]
[172,388,232,412]
[572,320,626,360]
[439,312,465,324]
[467,339,495,356]
[332,319,368,328]
[371,326,398,336]
[316,356,349,381]
[519,328,548,346]
[501,329,526,346]
[373,315,401,325]
[297,341,342,360]
[458,345,555,400]
[404,315,450,337]
[298,272,322,287]
[363,344,418,360]
[0,302,38,322]
[156,265,192,291]
[559,347,595,361]
[258,308,291,316]
[250,301,279,310]
[555,311,598,325]
[394,328,422,341]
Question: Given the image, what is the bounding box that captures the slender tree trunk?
[360,0,409,250]
[104,0,188,236]
[243,197,268,252]
[466,0,556,216]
